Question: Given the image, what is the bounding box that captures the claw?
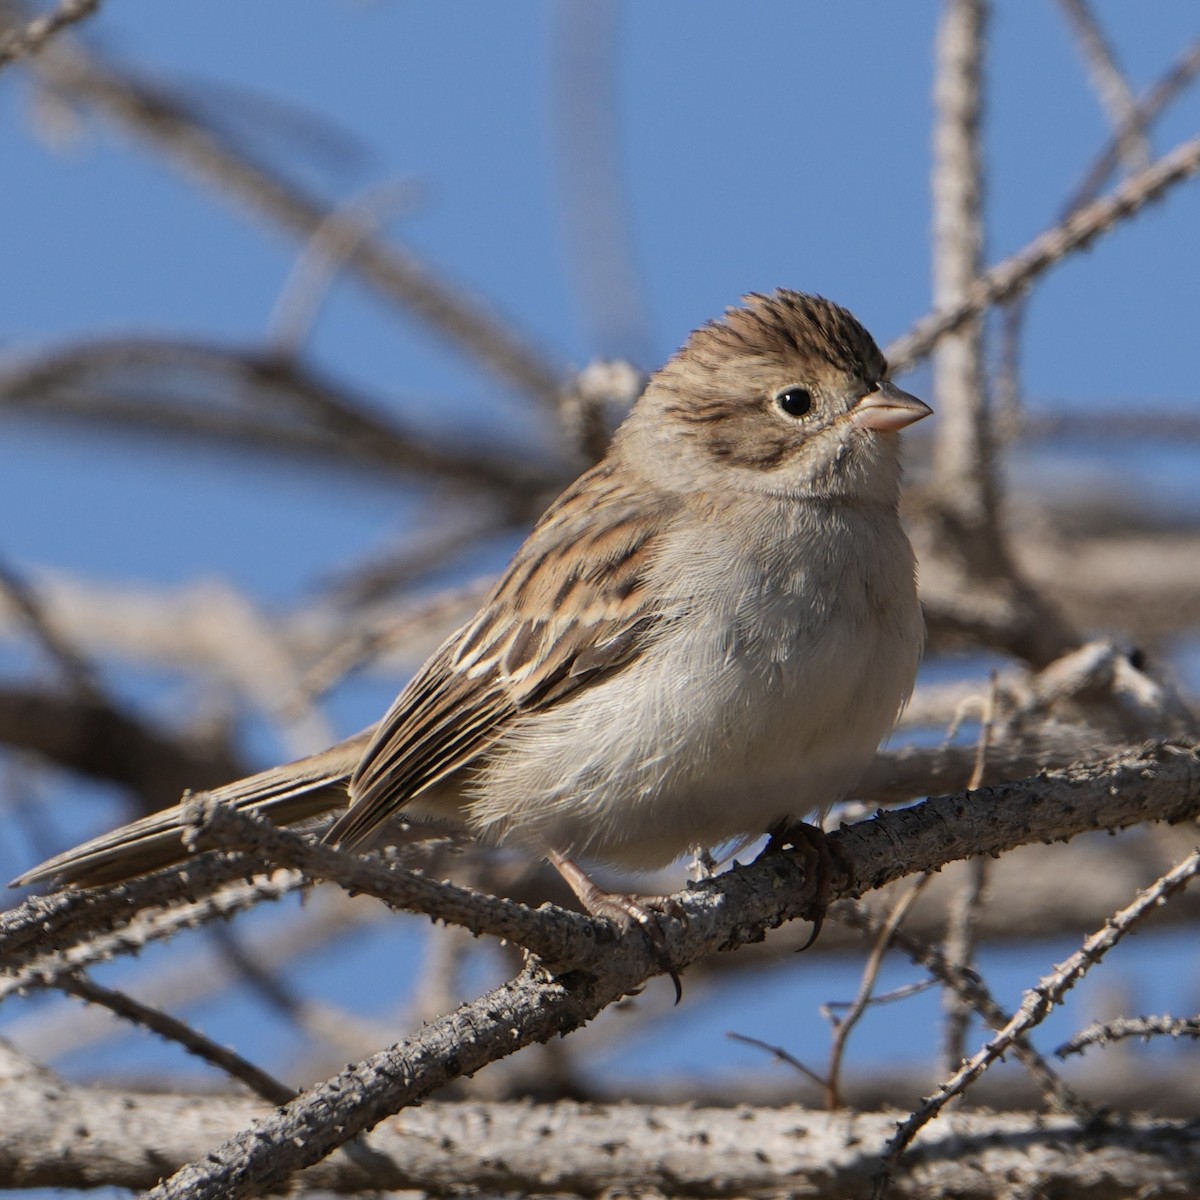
[763,821,838,952]
[547,851,685,1003]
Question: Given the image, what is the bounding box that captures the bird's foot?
[547,850,685,1003]
[762,820,842,951]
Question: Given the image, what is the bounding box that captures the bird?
[14,289,930,932]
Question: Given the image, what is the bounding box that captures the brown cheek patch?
[705,426,793,470]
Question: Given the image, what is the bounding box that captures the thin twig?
[1056,0,1151,172]
[886,134,1200,373]
[0,556,100,700]
[872,849,1200,1198]
[0,0,98,70]
[941,672,996,1072]
[995,37,1200,442]
[726,1032,828,1092]
[267,178,422,356]
[1066,37,1200,212]
[825,874,931,1110]
[834,901,1087,1116]
[1056,1013,1200,1058]
[938,863,990,1068]
[59,971,296,1105]
[825,979,937,1009]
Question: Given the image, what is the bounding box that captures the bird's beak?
[851,380,933,432]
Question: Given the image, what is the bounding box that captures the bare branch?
[133,740,1200,1197]
[33,45,568,409]
[180,796,604,967]
[0,0,97,70]
[0,858,308,978]
[1067,37,1200,212]
[826,876,931,1108]
[886,135,1200,373]
[0,684,246,812]
[874,849,1200,1195]
[940,675,995,1073]
[2,507,1196,699]
[0,336,555,498]
[930,0,990,527]
[994,37,1200,447]
[0,556,99,700]
[835,901,1086,1117]
[0,1062,1196,1199]
[267,177,421,357]
[925,0,1075,668]
[58,972,295,1104]
[941,854,988,1068]
[4,888,378,1058]
[725,1031,829,1092]
[1057,1013,1200,1058]
[1056,0,1151,172]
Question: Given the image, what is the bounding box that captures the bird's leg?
[546,849,684,1003]
[762,819,841,950]
[546,849,677,928]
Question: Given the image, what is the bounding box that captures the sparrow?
[15,290,930,931]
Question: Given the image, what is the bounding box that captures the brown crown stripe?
[685,291,887,380]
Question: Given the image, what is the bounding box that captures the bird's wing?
[327,462,679,849]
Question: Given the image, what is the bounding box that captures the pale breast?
[464,497,922,870]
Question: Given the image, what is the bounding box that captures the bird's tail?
[11,730,373,890]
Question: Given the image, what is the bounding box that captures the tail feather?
[11,732,371,890]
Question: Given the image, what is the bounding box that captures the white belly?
[463,502,922,870]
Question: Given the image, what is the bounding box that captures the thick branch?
[139,740,1200,1198]
[931,0,990,521]
[1,1070,1196,1199]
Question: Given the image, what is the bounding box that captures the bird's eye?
[775,387,812,418]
